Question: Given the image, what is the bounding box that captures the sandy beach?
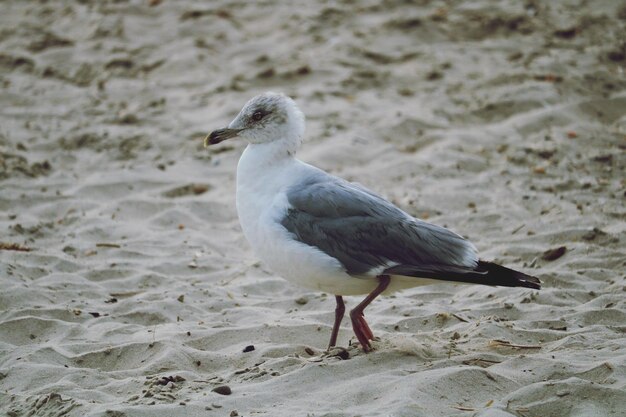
[1,0,625,416]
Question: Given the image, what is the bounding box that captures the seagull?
[205,92,541,352]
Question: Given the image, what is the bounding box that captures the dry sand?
[1,0,625,416]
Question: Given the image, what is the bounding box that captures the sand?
[1,0,625,416]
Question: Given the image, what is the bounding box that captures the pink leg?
[349,275,391,352]
[327,295,345,349]
[357,315,374,340]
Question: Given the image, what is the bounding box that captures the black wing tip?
[519,277,541,290]
[478,261,541,289]
[382,261,542,289]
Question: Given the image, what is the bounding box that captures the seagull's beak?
[204,128,241,147]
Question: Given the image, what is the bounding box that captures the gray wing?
[281,172,478,277]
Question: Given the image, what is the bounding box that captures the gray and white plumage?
[281,171,477,277]
[206,92,540,350]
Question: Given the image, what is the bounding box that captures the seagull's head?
[205,92,305,149]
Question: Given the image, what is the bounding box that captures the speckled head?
[205,92,305,149]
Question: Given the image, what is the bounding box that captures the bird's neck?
[236,137,303,226]
[237,137,299,190]
[241,137,298,169]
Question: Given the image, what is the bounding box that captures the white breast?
[235,143,382,295]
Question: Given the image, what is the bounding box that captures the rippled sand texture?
[1,1,625,416]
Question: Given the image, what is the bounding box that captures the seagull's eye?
[252,111,265,121]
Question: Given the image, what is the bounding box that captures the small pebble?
[541,246,567,261]
[212,385,232,395]
[336,350,350,360]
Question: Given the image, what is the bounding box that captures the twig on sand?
[109,291,142,298]
[452,406,476,411]
[96,243,121,248]
[452,313,469,323]
[462,358,501,367]
[511,224,525,234]
[489,339,541,350]
[0,242,32,252]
